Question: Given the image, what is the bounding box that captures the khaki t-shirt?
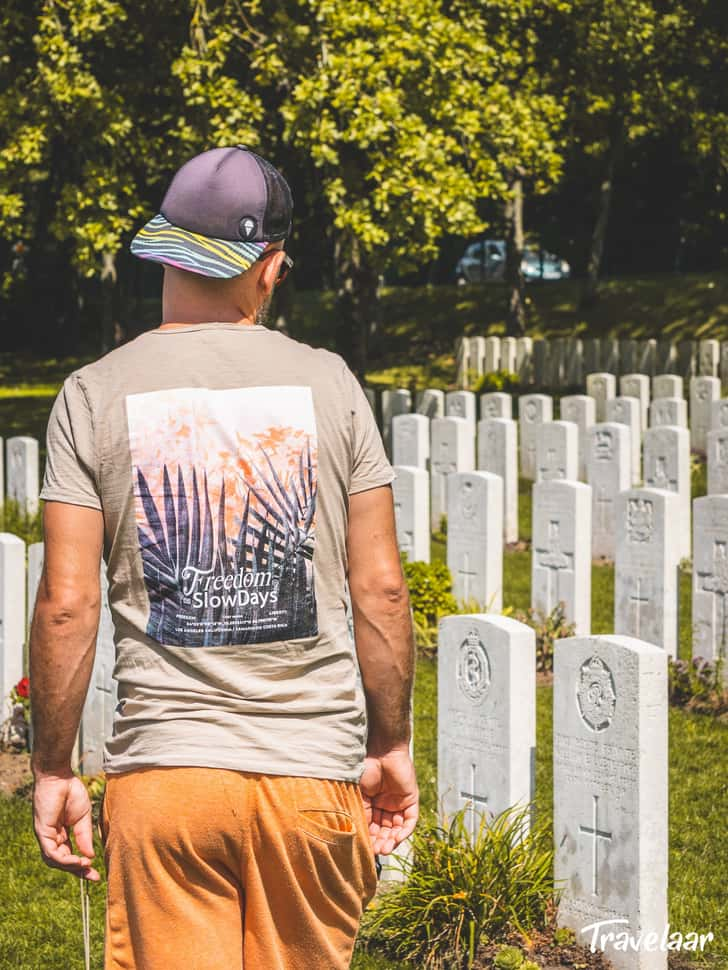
[40,321,394,782]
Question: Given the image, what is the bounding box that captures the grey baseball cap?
[130,146,293,278]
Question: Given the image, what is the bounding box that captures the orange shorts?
[99,767,378,970]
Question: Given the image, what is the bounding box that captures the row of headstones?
[394,463,728,673]
[376,373,728,466]
[0,436,40,515]
[437,613,669,970]
[0,536,114,773]
[453,334,728,388]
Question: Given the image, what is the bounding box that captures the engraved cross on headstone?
[458,552,477,603]
[539,448,564,481]
[434,440,456,495]
[579,794,613,896]
[596,488,612,532]
[535,519,572,609]
[629,576,650,638]
[647,455,677,492]
[460,762,488,839]
[698,540,728,657]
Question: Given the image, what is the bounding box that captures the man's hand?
[360,747,419,855]
[33,773,100,882]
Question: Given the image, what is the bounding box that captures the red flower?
[15,677,29,699]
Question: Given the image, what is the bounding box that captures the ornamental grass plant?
[360,804,555,970]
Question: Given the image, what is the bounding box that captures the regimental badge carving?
[525,400,538,421]
[594,429,613,461]
[627,497,653,542]
[460,480,476,520]
[697,383,710,402]
[577,655,617,731]
[717,403,728,428]
[457,630,491,701]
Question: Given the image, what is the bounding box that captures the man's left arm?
[30,501,104,882]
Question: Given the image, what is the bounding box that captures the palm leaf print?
[135,437,317,647]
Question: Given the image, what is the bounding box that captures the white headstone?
[77,564,118,775]
[652,374,683,399]
[455,336,471,388]
[0,534,25,707]
[516,337,533,384]
[416,388,445,419]
[710,398,728,431]
[560,395,596,482]
[554,634,667,970]
[484,336,501,374]
[480,392,512,421]
[565,338,584,387]
[586,373,616,422]
[587,423,631,559]
[519,394,554,480]
[606,396,641,485]
[447,472,503,610]
[6,436,39,517]
[501,337,517,374]
[536,421,579,482]
[614,489,680,656]
[620,339,638,376]
[533,341,549,386]
[381,388,412,458]
[601,340,619,376]
[549,338,566,385]
[584,339,600,375]
[721,342,728,388]
[706,428,728,495]
[690,376,720,454]
[692,495,728,672]
[656,340,677,376]
[477,418,518,544]
[469,336,486,376]
[430,417,474,531]
[637,338,657,377]
[438,614,535,836]
[393,413,430,469]
[699,338,719,377]
[393,466,430,563]
[649,397,687,429]
[446,390,477,432]
[620,374,649,432]
[643,427,690,560]
[532,481,591,634]
[27,542,44,640]
[677,340,697,380]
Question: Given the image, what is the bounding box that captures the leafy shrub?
[668,656,728,718]
[512,604,576,673]
[474,370,520,394]
[361,805,555,970]
[432,513,448,544]
[403,558,458,653]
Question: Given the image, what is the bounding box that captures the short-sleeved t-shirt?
[40,322,395,781]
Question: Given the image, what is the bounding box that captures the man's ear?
[257,249,284,295]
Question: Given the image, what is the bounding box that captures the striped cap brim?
[130,213,268,278]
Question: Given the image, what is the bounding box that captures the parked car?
[455,238,570,284]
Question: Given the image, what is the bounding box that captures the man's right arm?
[347,484,418,855]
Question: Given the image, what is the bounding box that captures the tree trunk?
[505,175,526,336]
[581,118,626,309]
[334,231,380,377]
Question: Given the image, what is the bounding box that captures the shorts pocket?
[293,780,357,846]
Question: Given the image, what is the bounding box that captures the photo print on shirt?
[126,385,318,646]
